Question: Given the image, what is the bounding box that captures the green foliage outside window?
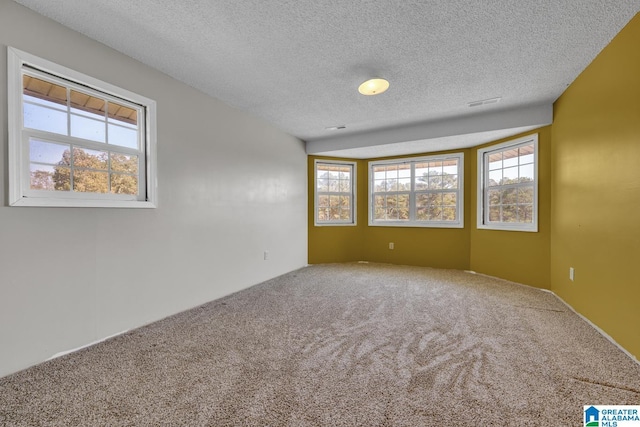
[30,148,138,195]
[372,160,460,222]
[316,163,354,223]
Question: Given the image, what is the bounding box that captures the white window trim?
[476,134,538,232]
[314,159,357,226]
[7,46,158,208]
[368,153,464,228]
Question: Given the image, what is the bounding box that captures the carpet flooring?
[1,263,639,426]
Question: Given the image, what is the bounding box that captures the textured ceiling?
[13,0,640,157]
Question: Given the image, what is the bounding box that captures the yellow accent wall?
[469,127,552,289]
[550,14,640,359]
[309,150,472,271]
[308,156,366,263]
[360,150,471,270]
[309,133,550,286]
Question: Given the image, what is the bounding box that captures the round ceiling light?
[358,78,389,96]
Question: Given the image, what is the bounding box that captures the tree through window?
[314,160,356,225]
[477,134,538,232]
[369,154,464,228]
[8,47,157,208]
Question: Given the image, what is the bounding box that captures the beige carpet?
[1,263,639,426]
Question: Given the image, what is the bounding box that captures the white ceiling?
[13,0,640,158]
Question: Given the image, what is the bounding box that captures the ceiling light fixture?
[358,78,389,96]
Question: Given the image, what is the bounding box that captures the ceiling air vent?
[468,97,502,107]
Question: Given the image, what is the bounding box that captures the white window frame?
[368,153,464,228]
[477,134,538,232]
[314,159,357,226]
[7,47,157,208]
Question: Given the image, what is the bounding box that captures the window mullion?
[66,86,71,137]
[21,136,30,195]
[69,142,75,191]
[484,153,490,225]
[107,151,113,194]
[23,129,141,156]
[410,162,416,221]
[105,100,110,147]
[350,165,355,220]
[104,101,111,194]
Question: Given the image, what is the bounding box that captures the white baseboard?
[465,270,639,366]
[47,329,129,361]
[542,289,640,366]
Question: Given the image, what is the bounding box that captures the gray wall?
[0,1,308,378]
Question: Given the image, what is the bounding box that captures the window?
[314,160,356,226]
[477,134,538,232]
[7,47,157,208]
[369,153,464,228]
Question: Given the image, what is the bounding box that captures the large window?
[8,47,157,208]
[314,160,356,226]
[369,153,464,228]
[477,134,538,232]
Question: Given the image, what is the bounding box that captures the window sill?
[9,197,157,208]
[476,224,538,232]
[314,222,357,227]
[369,221,464,229]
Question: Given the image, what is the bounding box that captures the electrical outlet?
[264,251,269,260]
[569,267,574,281]
[389,242,394,250]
